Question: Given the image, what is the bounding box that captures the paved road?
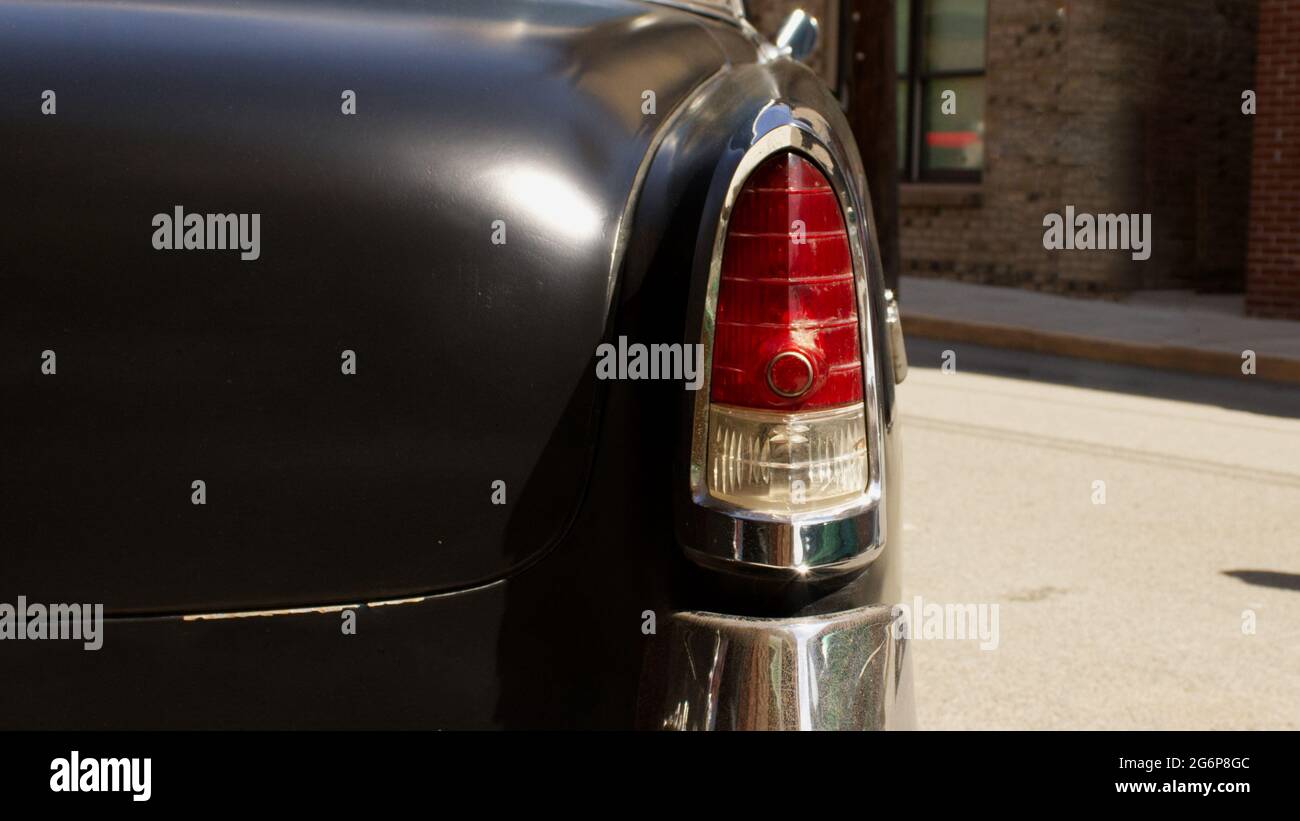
[899,338,1300,729]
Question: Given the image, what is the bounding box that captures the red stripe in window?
[926,131,979,149]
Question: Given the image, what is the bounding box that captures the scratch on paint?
[182,604,360,622]
[178,580,505,622]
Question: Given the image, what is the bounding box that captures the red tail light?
[711,152,862,411]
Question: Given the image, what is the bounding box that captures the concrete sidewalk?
[899,276,1300,385]
[900,347,1300,729]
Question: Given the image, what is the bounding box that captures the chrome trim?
[765,349,815,397]
[682,117,888,577]
[774,9,820,63]
[646,605,915,730]
[640,0,746,25]
[885,288,908,384]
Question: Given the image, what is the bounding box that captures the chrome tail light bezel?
[681,119,888,578]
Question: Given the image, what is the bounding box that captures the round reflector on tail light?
[766,350,816,398]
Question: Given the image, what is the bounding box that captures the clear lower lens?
[707,402,868,516]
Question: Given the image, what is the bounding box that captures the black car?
[0,0,910,730]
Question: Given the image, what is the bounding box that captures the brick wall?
[746,0,1259,296]
[901,0,1258,295]
[1245,0,1300,319]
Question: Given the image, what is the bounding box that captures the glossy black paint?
[0,0,728,613]
[0,1,901,728]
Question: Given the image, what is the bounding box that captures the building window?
[897,0,987,182]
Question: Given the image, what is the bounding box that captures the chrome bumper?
[643,604,914,730]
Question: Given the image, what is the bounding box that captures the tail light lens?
[706,151,867,517]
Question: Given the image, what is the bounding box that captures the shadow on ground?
[1222,570,1300,592]
[906,337,1300,420]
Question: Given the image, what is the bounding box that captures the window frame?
[899,0,988,184]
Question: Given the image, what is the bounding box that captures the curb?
[903,314,1300,386]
